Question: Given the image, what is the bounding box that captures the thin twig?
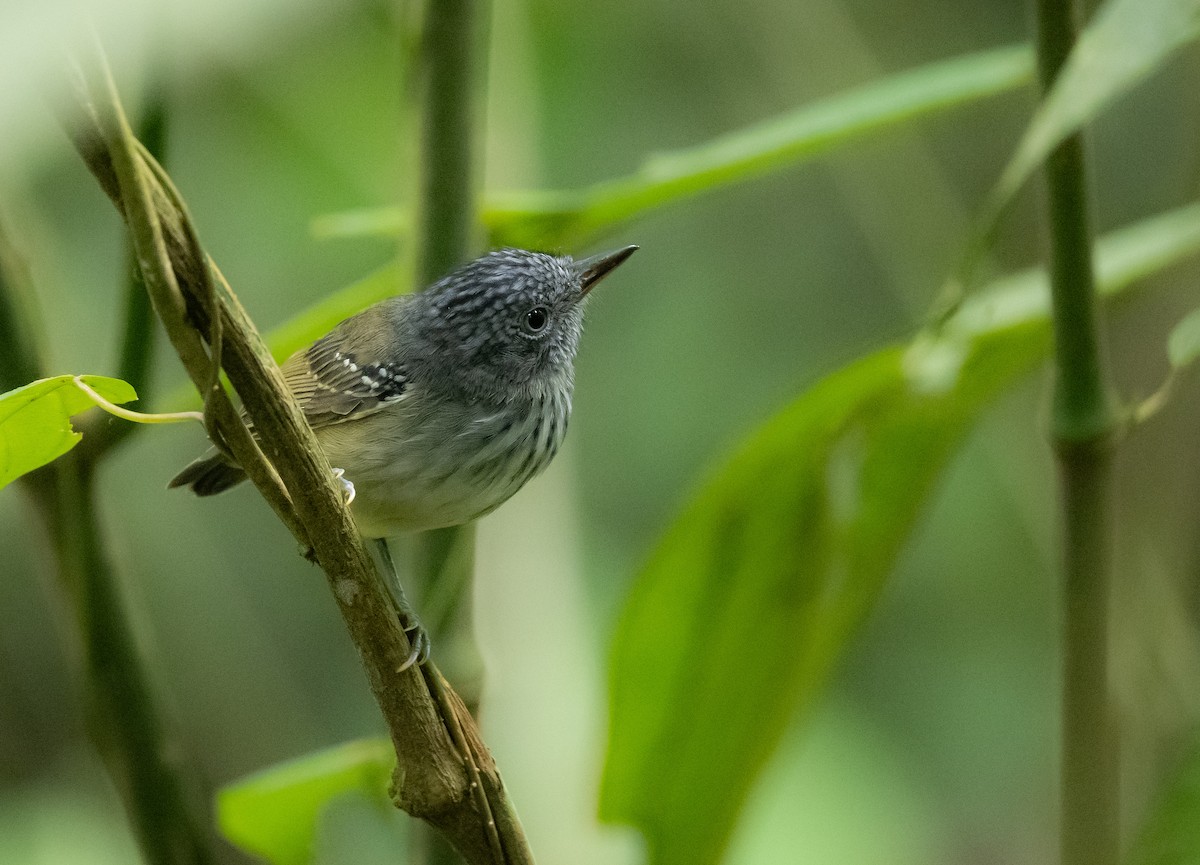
[73,375,204,424]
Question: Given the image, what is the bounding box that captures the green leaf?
[599,200,1200,865]
[1168,306,1200,369]
[314,45,1033,249]
[1127,736,1200,865]
[0,375,137,489]
[955,0,1200,289]
[217,739,394,865]
[600,327,1046,865]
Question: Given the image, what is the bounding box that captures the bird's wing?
[282,328,410,429]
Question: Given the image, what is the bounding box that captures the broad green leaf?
[1127,736,1200,865]
[217,739,394,865]
[314,45,1033,249]
[0,375,136,490]
[599,200,1200,865]
[1168,306,1200,369]
[954,0,1200,290]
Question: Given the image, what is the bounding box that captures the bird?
[170,245,638,665]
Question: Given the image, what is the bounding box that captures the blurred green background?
[2,0,1199,862]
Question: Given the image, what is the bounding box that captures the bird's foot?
[395,602,431,673]
[332,467,356,505]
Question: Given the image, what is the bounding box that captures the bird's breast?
[319,386,572,537]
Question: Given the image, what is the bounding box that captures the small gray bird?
[170,245,636,663]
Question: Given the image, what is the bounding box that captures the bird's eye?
[524,306,549,333]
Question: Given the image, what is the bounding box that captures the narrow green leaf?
[310,209,410,242]
[1127,736,1200,865]
[491,45,1032,248]
[267,45,1030,411]
[217,739,394,865]
[158,262,408,412]
[0,375,137,489]
[264,261,406,363]
[599,200,1200,865]
[313,45,1033,249]
[1167,307,1200,369]
[954,0,1200,290]
[1009,0,1200,190]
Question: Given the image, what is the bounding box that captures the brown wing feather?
[283,328,410,429]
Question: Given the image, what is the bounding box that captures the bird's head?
[411,245,637,401]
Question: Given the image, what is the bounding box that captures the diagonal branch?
[64,48,534,865]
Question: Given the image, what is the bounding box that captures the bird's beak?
[577,245,638,297]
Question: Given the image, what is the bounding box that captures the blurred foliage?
[1168,306,1200,369]
[601,200,1200,865]
[217,739,394,865]
[316,44,1033,251]
[2,0,1200,863]
[1129,733,1200,865]
[260,44,1034,384]
[950,0,1200,296]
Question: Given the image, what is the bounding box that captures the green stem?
[412,2,496,862]
[73,375,204,424]
[51,455,215,865]
[415,0,481,285]
[1057,439,1119,865]
[412,0,485,697]
[1032,2,1121,864]
[0,210,215,865]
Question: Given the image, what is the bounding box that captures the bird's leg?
[375,537,430,671]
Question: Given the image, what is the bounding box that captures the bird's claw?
[332,467,356,505]
[374,537,430,672]
[396,615,431,672]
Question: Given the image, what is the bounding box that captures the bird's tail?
[168,452,248,496]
